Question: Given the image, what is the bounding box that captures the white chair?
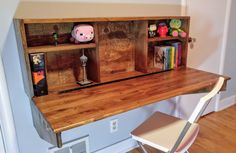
[131,77,225,153]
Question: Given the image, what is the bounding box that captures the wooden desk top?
[33,67,230,133]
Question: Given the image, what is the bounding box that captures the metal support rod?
[137,141,148,153]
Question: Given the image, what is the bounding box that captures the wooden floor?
[128,105,236,153]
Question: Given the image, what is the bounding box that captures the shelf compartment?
[27,43,97,53]
[45,48,100,94]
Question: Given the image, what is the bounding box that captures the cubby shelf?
[27,43,96,53]
[148,36,185,42]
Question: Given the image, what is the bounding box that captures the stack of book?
[153,42,182,70]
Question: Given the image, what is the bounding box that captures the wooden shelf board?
[100,71,144,83]
[27,43,96,53]
[147,67,164,73]
[33,67,230,133]
[148,36,185,42]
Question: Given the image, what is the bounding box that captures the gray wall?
[2,1,181,153]
[221,0,236,99]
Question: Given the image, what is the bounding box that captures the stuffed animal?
[70,24,94,43]
[169,19,187,38]
[157,23,168,37]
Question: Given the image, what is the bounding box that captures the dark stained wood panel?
[46,50,82,89]
[27,43,96,53]
[33,68,230,133]
[98,21,137,78]
[22,16,190,24]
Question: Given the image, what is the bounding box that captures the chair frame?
[135,77,225,153]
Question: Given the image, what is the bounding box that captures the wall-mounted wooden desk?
[32,67,230,147]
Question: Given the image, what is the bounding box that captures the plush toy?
[148,24,157,38]
[169,19,187,38]
[70,24,94,43]
[157,23,168,37]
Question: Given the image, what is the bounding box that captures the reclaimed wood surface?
[98,21,137,79]
[27,43,96,53]
[21,16,190,24]
[46,50,82,90]
[33,68,230,133]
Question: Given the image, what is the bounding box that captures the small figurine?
[148,24,157,38]
[157,23,168,37]
[169,19,187,38]
[70,24,94,44]
[78,49,92,86]
[52,25,59,46]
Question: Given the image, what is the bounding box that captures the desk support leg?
[56,132,62,148]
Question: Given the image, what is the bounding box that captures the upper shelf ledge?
[14,2,189,23]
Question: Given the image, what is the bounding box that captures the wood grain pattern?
[148,36,186,42]
[181,18,190,66]
[27,43,96,53]
[33,68,230,133]
[129,105,236,153]
[22,16,190,24]
[98,21,137,79]
[86,23,101,82]
[135,21,148,72]
[25,23,74,47]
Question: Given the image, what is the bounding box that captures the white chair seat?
[131,111,199,153]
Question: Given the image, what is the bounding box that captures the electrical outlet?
[110,119,118,133]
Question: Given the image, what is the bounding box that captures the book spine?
[29,53,48,96]
[154,46,165,70]
[165,47,170,70]
[178,43,182,66]
[171,47,175,69]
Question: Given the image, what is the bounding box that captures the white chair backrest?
[188,77,225,123]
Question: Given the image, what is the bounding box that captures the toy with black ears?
[169,19,187,38]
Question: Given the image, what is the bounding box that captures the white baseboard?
[216,95,236,111]
[94,138,138,153]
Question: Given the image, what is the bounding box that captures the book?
[154,46,173,70]
[154,46,165,70]
[166,41,182,67]
[29,53,48,96]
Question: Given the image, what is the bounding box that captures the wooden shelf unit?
[14,16,230,148]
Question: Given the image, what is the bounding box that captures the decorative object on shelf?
[70,24,94,44]
[52,25,59,46]
[29,53,48,96]
[157,23,168,37]
[78,49,92,86]
[148,24,157,38]
[169,19,187,38]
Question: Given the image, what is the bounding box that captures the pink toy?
[70,24,94,43]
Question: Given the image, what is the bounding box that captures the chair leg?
[137,141,148,153]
